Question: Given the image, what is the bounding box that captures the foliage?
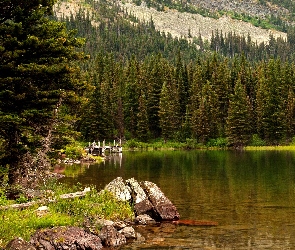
[250,134,266,147]
[0,184,133,248]
[206,138,228,148]
[0,0,87,184]
[64,144,85,160]
[52,189,133,221]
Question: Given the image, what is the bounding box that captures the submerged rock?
[134,214,157,225]
[99,225,127,247]
[119,226,137,239]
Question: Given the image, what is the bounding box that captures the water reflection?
[60,150,295,249]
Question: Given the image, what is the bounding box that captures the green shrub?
[125,139,139,149]
[206,138,228,148]
[250,134,265,146]
[65,145,85,160]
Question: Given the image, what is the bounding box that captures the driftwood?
[172,219,218,226]
[0,188,91,210]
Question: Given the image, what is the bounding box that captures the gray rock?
[99,225,127,247]
[95,218,114,227]
[104,177,132,201]
[118,226,136,239]
[134,198,155,217]
[104,178,180,221]
[134,214,157,225]
[6,237,36,250]
[113,220,127,230]
[140,181,180,221]
[126,178,147,203]
[126,178,155,217]
[30,226,102,250]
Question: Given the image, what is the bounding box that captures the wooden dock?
[85,140,122,156]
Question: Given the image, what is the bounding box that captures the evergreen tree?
[137,90,149,142]
[286,87,295,139]
[256,60,288,143]
[226,75,252,148]
[159,77,180,141]
[0,0,86,184]
[145,54,164,138]
[191,80,218,143]
[123,56,140,138]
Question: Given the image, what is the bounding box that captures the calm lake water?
[60,150,295,249]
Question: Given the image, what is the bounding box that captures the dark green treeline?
[55,0,295,147]
[78,52,295,147]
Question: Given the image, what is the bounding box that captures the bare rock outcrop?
[104,177,132,201]
[126,178,155,217]
[5,237,36,250]
[99,225,127,247]
[105,177,180,221]
[30,226,103,250]
[140,181,180,221]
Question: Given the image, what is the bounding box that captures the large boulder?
[140,181,180,221]
[6,237,36,250]
[30,226,103,250]
[104,177,132,201]
[105,177,180,222]
[99,225,127,247]
[126,178,155,217]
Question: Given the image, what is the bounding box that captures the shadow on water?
[59,150,295,249]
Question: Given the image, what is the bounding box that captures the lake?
[60,150,295,249]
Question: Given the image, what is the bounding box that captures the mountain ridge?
[54,0,287,45]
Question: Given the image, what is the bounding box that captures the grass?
[245,145,295,151]
[0,182,134,248]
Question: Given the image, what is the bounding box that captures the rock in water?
[126,178,155,217]
[104,177,132,201]
[99,225,127,247]
[104,177,180,221]
[140,181,180,221]
[30,226,103,250]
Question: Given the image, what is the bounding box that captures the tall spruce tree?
[0,0,86,184]
[123,56,140,138]
[226,75,252,148]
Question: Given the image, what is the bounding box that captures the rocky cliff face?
[190,0,288,18]
[119,1,286,44]
[54,0,287,44]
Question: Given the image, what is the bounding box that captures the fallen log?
[172,219,218,226]
[0,188,91,210]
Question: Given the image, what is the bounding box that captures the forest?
[57,0,295,148]
[2,0,295,185]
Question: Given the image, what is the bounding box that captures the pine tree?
[256,60,288,144]
[286,87,295,139]
[145,54,164,138]
[123,56,140,138]
[191,80,218,143]
[226,75,252,148]
[159,77,180,141]
[0,0,87,184]
[137,90,149,142]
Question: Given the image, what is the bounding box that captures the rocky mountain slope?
[54,0,287,44]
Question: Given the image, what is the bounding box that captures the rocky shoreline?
[5,177,180,249]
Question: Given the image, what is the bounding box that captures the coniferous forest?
[3,0,295,184]
[56,0,295,148]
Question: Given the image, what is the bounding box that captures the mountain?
[54,0,288,45]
